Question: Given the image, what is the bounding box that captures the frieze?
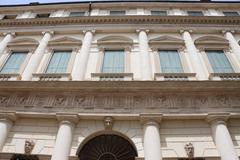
[0,93,240,114]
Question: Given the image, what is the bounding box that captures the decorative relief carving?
[0,95,9,104]
[24,139,35,154]
[104,116,113,130]
[185,143,194,158]
[53,96,67,106]
[0,93,240,114]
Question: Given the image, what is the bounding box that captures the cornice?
[0,81,239,93]
[1,16,240,28]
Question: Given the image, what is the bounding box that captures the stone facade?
[0,0,240,160]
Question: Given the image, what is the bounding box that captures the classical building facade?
[0,0,240,160]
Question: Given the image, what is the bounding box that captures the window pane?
[46,51,71,73]
[188,11,204,16]
[110,11,126,16]
[1,52,27,73]
[102,50,124,73]
[69,12,85,17]
[206,50,234,73]
[223,12,239,16]
[159,50,184,73]
[151,11,167,16]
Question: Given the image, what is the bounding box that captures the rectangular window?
[151,11,167,16]
[110,11,126,16]
[159,50,184,73]
[0,51,27,73]
[206,50,234,73]
[69,12,85,17]
[223,11,239,16]
[188,11,204,16]
[3,15,17,20]
[102,50,125,73]
[46,51,71,73]
[36,13,50,18]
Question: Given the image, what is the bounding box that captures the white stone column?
[0,113,16,151]
[181,30,208,80]
[51,114,78,160]
[224,31,240,63]
[21,31,53,80]
[0,33,14,55]
[72,30,94,80]
[137,29,152,80]
[207,113,238,160]
[141,114,162,160]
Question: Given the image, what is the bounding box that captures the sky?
[0,0,239,5]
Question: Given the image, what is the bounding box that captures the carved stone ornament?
[24,139,35,154]
[185,143,194,159]
[104,116,113,130]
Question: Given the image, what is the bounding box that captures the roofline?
[0,0,240,8]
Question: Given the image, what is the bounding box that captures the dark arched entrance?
[78,134,137,160]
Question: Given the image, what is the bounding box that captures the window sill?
[154,73,196,81]
[0,73,21,81]
[32,73,72,81]
[209,73,240,81]
[91,73,133,81]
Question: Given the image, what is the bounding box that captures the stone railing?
[0,74,21,81]
[91,73,133,81]
[154,73,196,81]
[32,73,72,81]
[209,73,240,81]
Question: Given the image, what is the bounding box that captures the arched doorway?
[78,134,137,160]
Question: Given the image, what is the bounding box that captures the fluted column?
[137,29,152,80]
[224,31,240,63]
[0,32,15,55]
[0,112,16,151]
[21,31,53,80]
[51,114,78,160]
[72,30,94,80]
[207,113,238,160]
[141,114,162,160]
[181,30,208,80]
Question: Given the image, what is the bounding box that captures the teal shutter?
[206,50,234,73]
[102,50,124,73]
[159,50,184,73]
[46,51,71,73]
[1,52,27,73]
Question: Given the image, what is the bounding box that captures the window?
[159,50,184,73]
[110,11,126,16]
[102,50,124,73]
[45,51,71,73]
[3,15,17,20]
[188,11,204,16]
[69,12,85,17]
[36,13,50,18]
[206,50,234,73]
[223,11,239,16]
[0,51,27,73]
[151,10,167,16]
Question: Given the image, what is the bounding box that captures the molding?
[2,32,15,37]
[42,31,54,36]
[1,16,240,28]
[83,30,96,34]
[0,112,17,122]
[136,29,150,34]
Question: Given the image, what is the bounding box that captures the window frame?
[69,11,86,17]
[151,10,168,16]
[223,11,239,16]
[109,10,126,16]
[187,11,204,16]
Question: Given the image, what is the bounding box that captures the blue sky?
[0,0,239,5]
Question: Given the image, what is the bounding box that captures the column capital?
[222,30,235,34]
[180,29,193,34]
[56,113,79,125]
[0,112,17,123]
[206,112,230,125]
[140,113,162,126]
[2,32,15,37]
[42,31,54,36]
[136,29,150,34]
[83,30,95,34]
